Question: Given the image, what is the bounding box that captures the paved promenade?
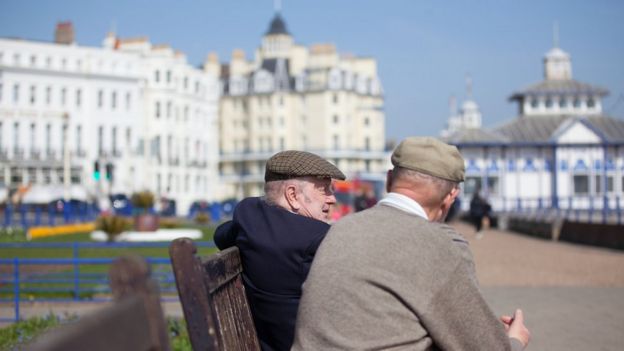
[5,221,624,350]
[455,221,624,351]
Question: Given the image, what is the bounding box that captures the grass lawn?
[0,223,220,299]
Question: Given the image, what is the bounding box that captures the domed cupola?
[261,12,293,59]
[266,13,290,36]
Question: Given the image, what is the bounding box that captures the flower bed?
[27,223,96,240]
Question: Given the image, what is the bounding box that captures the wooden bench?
[169,237,261,351]
[25,255,170,351]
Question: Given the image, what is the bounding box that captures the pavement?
[3,221,624,350]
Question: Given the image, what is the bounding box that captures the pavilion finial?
[465,74,473,99]
[553,21,559,48]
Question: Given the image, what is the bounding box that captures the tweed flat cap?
[265,150,346,182]
[391,137,465,182]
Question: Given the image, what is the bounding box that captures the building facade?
[215,14,386,198]
[0,23,220,214]
[443,43,624,212]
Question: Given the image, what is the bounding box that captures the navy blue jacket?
[214,197,329,351]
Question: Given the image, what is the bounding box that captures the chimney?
[55,21,75,45]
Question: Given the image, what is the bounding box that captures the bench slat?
[170,238,261,351]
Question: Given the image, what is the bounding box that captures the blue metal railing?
[0,241,216,323]
[1,203,100,231]
[467,196,623,226]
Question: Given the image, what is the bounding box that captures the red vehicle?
[331,179,382,222]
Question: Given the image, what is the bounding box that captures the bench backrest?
[26,255,170,351]
[169,238,260,351]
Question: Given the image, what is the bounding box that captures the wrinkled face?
[298,178,336,221]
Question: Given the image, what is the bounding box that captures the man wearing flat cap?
[293,137,530,351]
[214,150,345,351]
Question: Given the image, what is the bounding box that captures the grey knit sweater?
[292,204,522,351]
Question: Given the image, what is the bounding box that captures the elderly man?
[214,150,345,351]
[293,137,530,351]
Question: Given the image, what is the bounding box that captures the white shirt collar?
[377,192,429,220]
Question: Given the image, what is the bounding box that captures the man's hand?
[501,309,530,348]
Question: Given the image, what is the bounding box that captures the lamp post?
[62,112,71,201]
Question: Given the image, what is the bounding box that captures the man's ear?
[284,183,300,211]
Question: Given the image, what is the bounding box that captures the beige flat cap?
[391,137,465,182]
[265,150,346,182]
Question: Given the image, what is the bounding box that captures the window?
[166,70,171,83]
[587,98,595,108]
[45,57,52,68]
[464,176,481,197]
[98,126,104,156]
[166,101,172,118]
[30,123,36,152]
[111,91,117,109]
[333,135,339,150]
[0,83,3,102]
[13,53,20,65]
[333,115,339,124]
[60,87,67,105]
[61,124,68,155]
[112,127,118,155]
[573,175,589,195]
[29,85,36,105]
[486,176,500,195]
[76,125,82,154]
[559,98,567,108]
[97,90,103,108]
[530,98,538,108]
[573,98,581,108]
[365,137,370,151]
[30,55,36,66]
[155,101,161,118]
[183,77,188,89]
[332,93,338,104]
[46,86,51,105]
[13,122,19,151]
[45,124,51,155]
[155,70,160,82]
[13,84,19,103]
[595,175,614,193]
[364,116,370,126]
[125,92,131,110]
[545,98,553,108]
[126,128,132,150]
[76,89,82,108]
[61,58,67,70]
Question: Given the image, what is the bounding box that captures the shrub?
[194,212,210,224]
[96,215,132,242]
[0,313,77,350]
[159,217,182,229]
[130,191,155,211]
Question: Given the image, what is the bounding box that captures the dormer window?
[545,98,553,109]
[573,98,581,108]
[587,98,595,108]
[530,98,539,108]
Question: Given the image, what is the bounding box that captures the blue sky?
[1,0,623,142]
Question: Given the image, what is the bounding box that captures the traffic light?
[93,160,101,181]
[105,162,114,181]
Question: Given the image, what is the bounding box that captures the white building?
[214,13,387,198]
[441,76,483,137]
[0,23,220,214]
[443,42,624,212]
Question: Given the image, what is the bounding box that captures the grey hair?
[391,167,459,202]
[264,178,305,205]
